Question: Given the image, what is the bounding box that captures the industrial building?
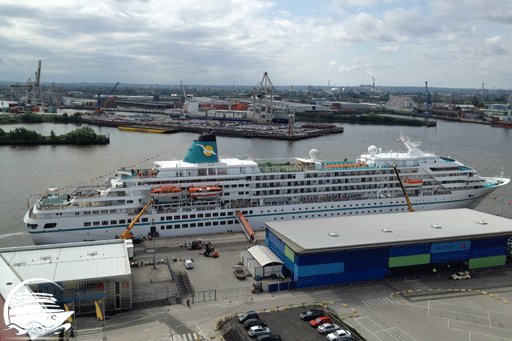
[240,245,284,279]
[265,209,512,289]
[0,239,132,315]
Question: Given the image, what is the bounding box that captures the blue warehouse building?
[265,209,512,289]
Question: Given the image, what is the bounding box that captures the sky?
[0,0,511,89]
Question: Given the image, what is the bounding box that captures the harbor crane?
[252,72,277,122]
[96,82,119,113]
[424,81,432,115]
[120,200,153,239]
[11,60,42,106]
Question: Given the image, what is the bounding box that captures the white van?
[184,259,193,269]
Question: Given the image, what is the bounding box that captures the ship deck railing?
[120,168,158,179]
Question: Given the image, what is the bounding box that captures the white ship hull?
[24,133,509,245]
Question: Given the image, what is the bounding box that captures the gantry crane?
[96,82,119,113]
[11,60,42,106]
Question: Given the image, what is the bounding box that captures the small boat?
[188,185,222,199]
[403,179,423,187]
[151,186,182,197]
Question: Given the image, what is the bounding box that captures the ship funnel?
[183,134,219,163]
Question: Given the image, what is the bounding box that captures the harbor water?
[1,119,512,248]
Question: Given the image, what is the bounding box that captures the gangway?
[235,211,255,244]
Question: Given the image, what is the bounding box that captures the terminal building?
[0,239,132,315]
[265,209,512,289]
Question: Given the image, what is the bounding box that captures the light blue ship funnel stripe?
[183,140,218,163]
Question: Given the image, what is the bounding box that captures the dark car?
[257,334,282,341]
[238,311,259,323]
[300,309,325,321]
[245,318,267,330]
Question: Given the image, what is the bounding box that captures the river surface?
[2,119,512,248]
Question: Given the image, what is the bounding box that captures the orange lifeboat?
[151,186,182,197]
[188,185,222,199]
[403,179,423,187]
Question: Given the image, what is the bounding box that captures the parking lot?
[225,307,356,341]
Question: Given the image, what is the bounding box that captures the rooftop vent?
[87,251,98,256]
[329,232,339,237]
[477,220,487,225]
[381,228,392,233]
[431,224,442,229]
[40,255,52,260]
[13,261,26,266]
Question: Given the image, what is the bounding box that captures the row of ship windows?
[34,206,411,230]
[80,210,255,227]
[160,220,236,229]
[272,207,407,219]
[158,210,253,221]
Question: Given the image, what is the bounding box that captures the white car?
[318,323,340,334]
[248,326,271,338]
[326,329,351,341]
[184,259,193,269]
[451,271,470,280]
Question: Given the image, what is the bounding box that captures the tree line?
[0,126,109,145]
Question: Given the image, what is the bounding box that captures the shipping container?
[430,250,470,263]
[389,254,430,268]
[345,257,388,271]
[470,245,507,259]
[295,262,345,277]
[390,244,431,257]
[388,263,431,277]
[468,255,506,269]
[431,240,470,253]
[266,230,286,254]
[471,237,508,249]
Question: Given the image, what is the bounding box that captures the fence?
[268,281,296,293]
[190,289,216,303]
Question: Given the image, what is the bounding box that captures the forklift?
[188,240,203,250]
[203,242,219,258]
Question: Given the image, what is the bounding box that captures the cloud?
[377,45,400,52]
[0,0,511,87]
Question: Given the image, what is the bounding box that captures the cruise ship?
[24,132,509,244]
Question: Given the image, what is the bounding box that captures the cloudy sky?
[1,0,511,88]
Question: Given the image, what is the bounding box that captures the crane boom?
[96,82,119,113]
[120,200,153,239]
[392,165,414,212]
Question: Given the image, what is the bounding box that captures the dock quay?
[82,116,344,140]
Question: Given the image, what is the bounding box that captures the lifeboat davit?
[188,185,222,199]
[151,186,182,197]
[403,179,423,187]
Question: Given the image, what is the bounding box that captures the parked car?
[318,323,340,334]
[310,316,332,328]
[248,326,271,338]
[239,311,259,323]
[326,329,352,341]
[245,318,267,330]
[257,334,282,341]
[183,259,193,269]
[451,271,471,280]
[300,309,324,321]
